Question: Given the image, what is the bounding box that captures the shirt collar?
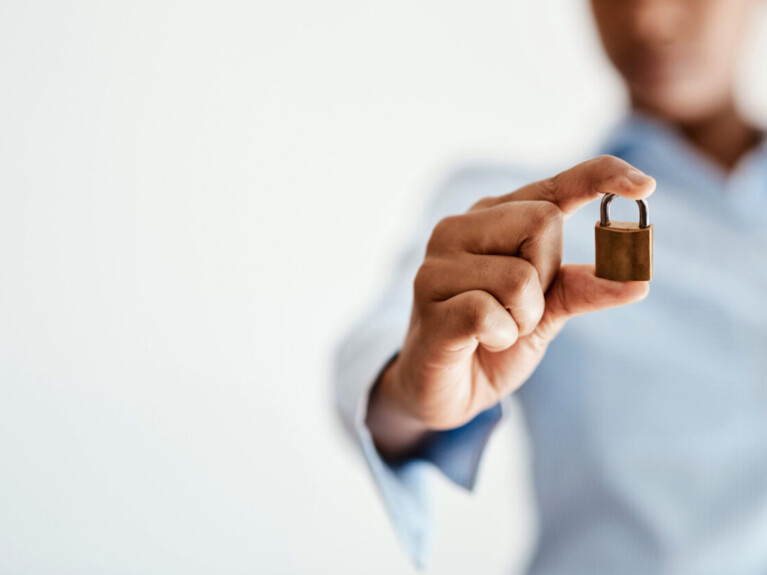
[600,110,767,215]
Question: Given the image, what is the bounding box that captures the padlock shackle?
[600,193,649,228]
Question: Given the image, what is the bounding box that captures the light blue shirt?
[334,111,767,573]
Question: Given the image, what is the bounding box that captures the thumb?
[535,263,650,341]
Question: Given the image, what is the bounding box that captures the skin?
[591,0,762,170]
[366,0,763,458]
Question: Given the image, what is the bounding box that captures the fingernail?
[627,168,651,186]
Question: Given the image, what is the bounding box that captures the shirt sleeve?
[333,166,523,568]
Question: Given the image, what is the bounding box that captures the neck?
[634,99,762,173]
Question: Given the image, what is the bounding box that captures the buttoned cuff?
[352,353,508,567]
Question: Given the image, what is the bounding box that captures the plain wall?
[1,1,766,573]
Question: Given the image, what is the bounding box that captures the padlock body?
[594,221,653,281]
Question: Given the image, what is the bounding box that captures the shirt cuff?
[353,354,508,568]
[410,401,505,490]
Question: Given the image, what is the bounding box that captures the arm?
[335,157,656,567]
[333,167,519,566]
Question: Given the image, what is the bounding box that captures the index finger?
[472,155,656,217]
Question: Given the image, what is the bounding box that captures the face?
[590,0,758,122]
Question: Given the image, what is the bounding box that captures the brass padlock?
[594,193,653,281]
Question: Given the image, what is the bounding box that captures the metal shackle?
[600,193,649,229]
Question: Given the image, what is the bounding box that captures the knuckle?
[427,215,459,252]
[413,260,438,300]
[529,201,563,232]
[590,154,622,171]
[517,260,540,294]
[538,175,560,203]
[470,195,494,211]
[465,295,494,334]
[505,264,545,332]
[512,263,542,307]
[540,201,564,225]
[500,260,536,301]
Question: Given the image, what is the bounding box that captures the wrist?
[365,355,432,459]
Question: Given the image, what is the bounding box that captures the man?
[335,0,767,571]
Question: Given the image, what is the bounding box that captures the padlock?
[594,193,653,281]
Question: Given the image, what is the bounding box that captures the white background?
[1,1,766,573]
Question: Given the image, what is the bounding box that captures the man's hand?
[366,156,656,458]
